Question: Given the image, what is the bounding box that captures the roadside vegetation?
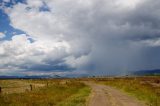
[95,77,160,106]
[0,79,90,106]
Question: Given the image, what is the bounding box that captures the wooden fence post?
[0,87,1,93]
[30,84,32,91]
[47,82,48,87]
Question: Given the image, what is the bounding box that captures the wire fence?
[0,84,35,94]
[1,85,29,88]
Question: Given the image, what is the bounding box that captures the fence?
[0,84,34,94]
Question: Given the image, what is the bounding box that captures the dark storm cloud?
[123,0,160,41]
[21,64,75,72]
[65,0,160,75]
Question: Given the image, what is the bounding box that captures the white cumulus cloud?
[1,0,160,76]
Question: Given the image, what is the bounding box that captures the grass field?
[94,77,160,106]
[0,77,159,106]
[0,79,90,106]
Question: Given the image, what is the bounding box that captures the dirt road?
[86,82,146,106]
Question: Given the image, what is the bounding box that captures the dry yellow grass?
[0,79,90,106]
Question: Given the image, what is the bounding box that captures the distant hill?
[132,69,160,76]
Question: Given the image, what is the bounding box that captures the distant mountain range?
[0,75,63,79]
[0,69,160,79]
[131,69,160,76]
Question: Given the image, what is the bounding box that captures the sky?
[0,0,160,77]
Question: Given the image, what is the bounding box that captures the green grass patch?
[58,86,91,106]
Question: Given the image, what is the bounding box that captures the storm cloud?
[0,0,160,76]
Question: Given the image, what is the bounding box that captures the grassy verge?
[0,80,90,106]
[97,78,160,106]
[58,86,90,106]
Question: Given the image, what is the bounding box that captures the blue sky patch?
[0,0,26,40]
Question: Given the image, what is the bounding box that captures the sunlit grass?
[0,80,90,106]
[58,86,91,106]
